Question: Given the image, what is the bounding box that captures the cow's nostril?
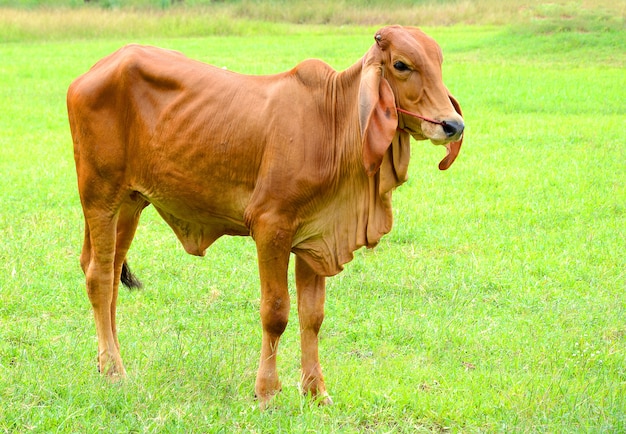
[442,121,464,138]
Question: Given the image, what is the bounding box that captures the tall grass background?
[0,0,625,432]
[0,0,624,41]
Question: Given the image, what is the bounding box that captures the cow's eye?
[393,61,410,72]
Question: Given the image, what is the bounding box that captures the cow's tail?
[120,260,143,290]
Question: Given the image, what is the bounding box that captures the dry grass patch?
[0,0,623,41]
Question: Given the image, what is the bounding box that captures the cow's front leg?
[295,256,332,405]
[253,223,293,409]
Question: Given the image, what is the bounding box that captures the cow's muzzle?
[442,120,464,141]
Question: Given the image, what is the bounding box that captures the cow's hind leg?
[295,256,332,405]
[83,211,126,378]
[252,218,293,409]
[110,197,148,353]
[82,195,147,378]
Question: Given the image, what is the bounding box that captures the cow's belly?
[138,184,251,256]
[155,205,249,256]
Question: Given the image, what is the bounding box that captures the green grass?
[1,3,625,432]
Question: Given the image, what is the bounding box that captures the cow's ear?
[358,59,397,176]
[438,93,464,170]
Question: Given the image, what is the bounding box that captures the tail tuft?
[120,261,143,290]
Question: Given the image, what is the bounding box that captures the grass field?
[1,1,625,432]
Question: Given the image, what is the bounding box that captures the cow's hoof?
[256,393,278,411]
[255,388,281,411]
[97,356,127,382]
[314,392,333,406]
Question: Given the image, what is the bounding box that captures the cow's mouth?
[405,128,422,139]
[397,124,426,141]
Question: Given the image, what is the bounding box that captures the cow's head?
[359,25,464,175]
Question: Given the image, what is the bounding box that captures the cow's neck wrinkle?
[331,60,364,174]
[334,60,362,131]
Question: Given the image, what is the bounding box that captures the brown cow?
[67,25,464,408]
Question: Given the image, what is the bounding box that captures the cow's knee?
[260,295,290,336]
[300,304,324,333]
